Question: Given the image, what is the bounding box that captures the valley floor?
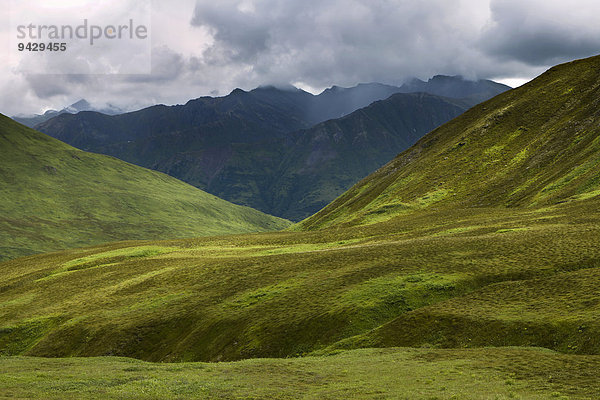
[2,198,600,399]
[1,347,598,399]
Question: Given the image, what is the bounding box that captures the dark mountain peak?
[429,74,463,82]
[249,85,314,101]
[68,99,92,111]
[399,75,511,104]
[305,78,508,127]
[230,88,247,95]
[253,84,302,93]
[310,82,404,122]
[321,82,397,95]
[13,98,125,128]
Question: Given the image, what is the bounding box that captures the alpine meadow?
[1,52,600,399]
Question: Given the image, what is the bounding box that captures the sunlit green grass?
[1,199,599,362]
[1,347,598,399]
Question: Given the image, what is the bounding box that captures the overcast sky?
[1,0,600,116]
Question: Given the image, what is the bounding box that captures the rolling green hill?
[299,56,600,229]
[1,200,598,363]
[0,115,290,261]
[0,56,599,398]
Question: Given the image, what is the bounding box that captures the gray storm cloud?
[190,0,492,87]
[480,0,600,65]
[189,0,600,88]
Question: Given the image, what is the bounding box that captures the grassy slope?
[2,347,598,399]
[0,115,290,261]
[0,200,599,363]
[298,56,600,230]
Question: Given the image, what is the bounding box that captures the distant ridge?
[12,99,124,128]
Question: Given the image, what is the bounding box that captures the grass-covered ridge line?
[298,55,600,229]
[0,114,290,261]
[1,347,598,399]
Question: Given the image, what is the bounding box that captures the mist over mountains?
[13,99,125,128]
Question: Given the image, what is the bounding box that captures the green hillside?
[0,115,290,261]
[299,55,600,229]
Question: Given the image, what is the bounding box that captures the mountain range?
[34,76,510,220]
[12,99,125,128]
